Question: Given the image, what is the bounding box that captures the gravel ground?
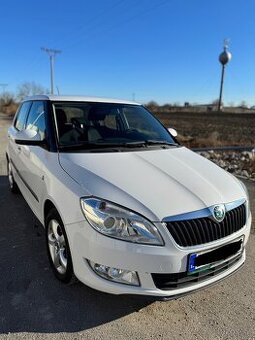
[0,115,254,340]
[198,150,255,181]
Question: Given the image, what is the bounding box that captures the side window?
[14,102,31,131]
[25,101,46,140]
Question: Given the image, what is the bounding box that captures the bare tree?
[0,91,15,106]
[228,101,235,107]
[0,91,18,115]
[211,99,221,106]
[16,82,49,101]
[239,100,247,108]
[173,102,180,107]
[146,100,159,107]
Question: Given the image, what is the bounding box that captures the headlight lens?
[81,198,164,245]
[239,180,250,213]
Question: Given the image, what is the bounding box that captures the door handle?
[17,146,21,151]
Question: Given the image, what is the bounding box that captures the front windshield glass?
[53,102,176,148]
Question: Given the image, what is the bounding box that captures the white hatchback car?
[6,95,251,299]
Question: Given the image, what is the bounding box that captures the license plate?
[188,237,244,274]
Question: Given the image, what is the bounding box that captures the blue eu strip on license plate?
[188,253,197,272]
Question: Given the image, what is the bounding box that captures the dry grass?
[178,131,225,148]
[154,111,255,148]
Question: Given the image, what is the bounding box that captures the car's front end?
[65,195,251,298]
[61,147,251,299]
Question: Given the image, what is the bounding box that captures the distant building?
[191,103,219,112]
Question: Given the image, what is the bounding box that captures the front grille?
[165,203,246,247]
[152,254,242,290]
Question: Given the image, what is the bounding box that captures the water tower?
[218,39,232,111]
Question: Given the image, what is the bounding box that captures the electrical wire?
[17,0,171,93]
[62,0,171,50]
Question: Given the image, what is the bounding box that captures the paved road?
[0,115,254,340]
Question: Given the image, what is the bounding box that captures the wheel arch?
[43,197,70,229]
[44,199,58,225]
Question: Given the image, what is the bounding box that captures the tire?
[45,208,76,284]
[7,158,19,194]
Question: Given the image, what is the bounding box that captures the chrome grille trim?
[164,200,246,247]
[162,198,246,223]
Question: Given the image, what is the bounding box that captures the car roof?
[23,95,141,106]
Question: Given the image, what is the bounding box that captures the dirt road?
[0,115,254,340]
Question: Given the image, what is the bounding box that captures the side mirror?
[168,128,178,137]
[15,129,45,146]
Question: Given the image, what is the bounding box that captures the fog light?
[88,260,140,286]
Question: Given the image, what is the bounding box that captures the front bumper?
[65,212,251,298]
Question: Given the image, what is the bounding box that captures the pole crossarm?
[41,47,61,56]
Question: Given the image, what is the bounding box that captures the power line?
[47,0,127,51]
[23,1,169,91]
[63,0,170,51]
[18,1,126,81]
[41,47,61,95]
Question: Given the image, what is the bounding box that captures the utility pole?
[41,47,61,95]
[218,39,232,111]
[0,84,8,92]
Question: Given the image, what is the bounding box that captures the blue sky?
[1,0,255,105]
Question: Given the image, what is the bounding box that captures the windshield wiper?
[58,140,178,151]
[58,141,146,150]
[116,140,178,147]
[144,140,179,146]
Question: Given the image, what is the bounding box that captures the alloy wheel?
[47,219,67,274]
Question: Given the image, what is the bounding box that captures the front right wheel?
[45,209,76,284]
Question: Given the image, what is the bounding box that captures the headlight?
[239,180,250,213]
[80,198,164,245]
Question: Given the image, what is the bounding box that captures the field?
[154,111,255,148]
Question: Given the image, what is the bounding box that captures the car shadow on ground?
[0,176,152,334]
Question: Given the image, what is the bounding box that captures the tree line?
[0,82,48,115]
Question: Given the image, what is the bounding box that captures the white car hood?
[59,147,245,221]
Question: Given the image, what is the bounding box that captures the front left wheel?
[45,209,76,284]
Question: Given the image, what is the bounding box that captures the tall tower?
[218,39,232,111]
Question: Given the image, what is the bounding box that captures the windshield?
[53,102,176,149]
